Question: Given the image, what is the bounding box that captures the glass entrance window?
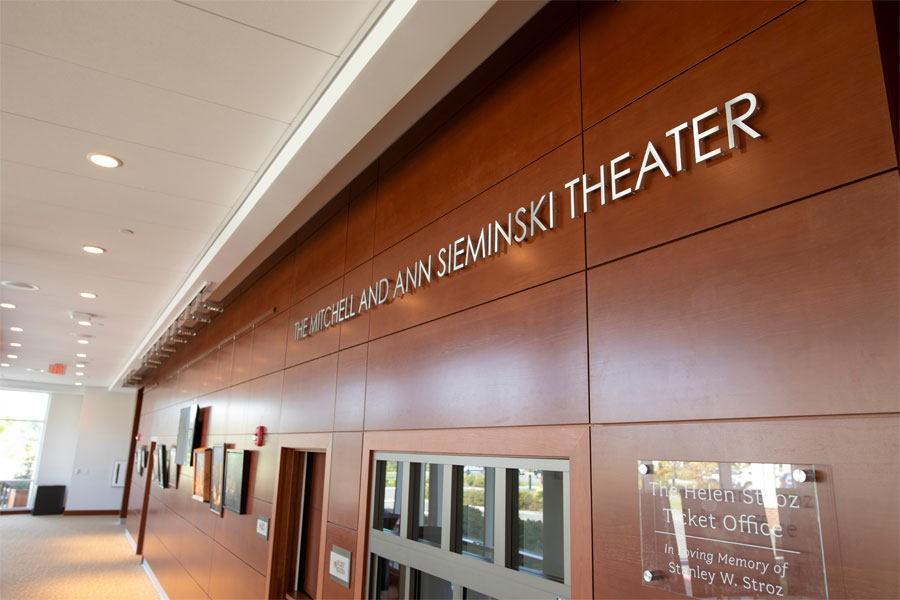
[460,466,494,561]
[513,468,565,583]
[375,460,403,535]
[0,391,49,511]
[415,462,443,546]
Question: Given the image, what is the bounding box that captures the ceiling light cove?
[87,153,122,168]
[9,343,21,347]
[80,292,97,299]
[9,327,23,332]
[1,281,39,291]
[75,372,84,376]
[75,363,85,368]
[76,353,87,358]
[0,363,9,368]
[7,354,18,359]
[78,320,92,327]
[0,303,15,309]
[82,245,106,255]
[77,339,89,345]
[75,382,83,386]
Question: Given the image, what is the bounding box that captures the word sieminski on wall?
[294,92,762,340]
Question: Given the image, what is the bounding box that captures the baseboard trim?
[63,509,119,516]
[142,557,169,600]
[0,509,30,515]
[125,527,138,552]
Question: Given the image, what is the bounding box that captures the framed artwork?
[176,405,202,466]
[157,444,168,488]
[209,444,225,516]
[192,447,211,502]
[168,446,179,489]
[152,445,161,483]
[224,449,251,514]
[140,446,148,474]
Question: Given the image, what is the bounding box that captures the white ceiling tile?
[1,245,188,287]
[1,201,210,273]
[0,0,338,121]
[1,161,230,235]
[184,0,380,56]
[0,113,254,205]
[1,45,289,170]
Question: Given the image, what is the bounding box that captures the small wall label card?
[639,460,828,599]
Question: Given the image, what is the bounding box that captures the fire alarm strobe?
[253,426,266,447]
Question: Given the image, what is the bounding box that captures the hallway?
[0,514,159,600]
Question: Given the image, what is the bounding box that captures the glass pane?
[464,588,496,600]
[0,391,48,421]
[516,468,565,583]
[372,556,401,599]
[0,480,34,509]
[639,460,829,599]
[460,466,494,561]
[413,570,452,599]
[0,420,43,480]
[382,461,403,535]
[416,463,443,547]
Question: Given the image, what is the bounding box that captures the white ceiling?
[0,0,542,392]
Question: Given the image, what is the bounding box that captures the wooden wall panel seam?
[378,11,579,183]
[581,1,803,132]
[582,166,899,274]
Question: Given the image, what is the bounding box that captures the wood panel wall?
[125,2,899,599]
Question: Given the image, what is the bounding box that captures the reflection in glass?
[381,460,403,535]
[0,390,48,511]
[460,466,494,561]
[372,555,401,599]
[514,468,564,583]
[416,463,443,546]
[413,569,453,599]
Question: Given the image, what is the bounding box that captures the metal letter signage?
[638,460,829,599]
[294,92,763,341]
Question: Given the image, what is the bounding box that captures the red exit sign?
[49,363,66,375]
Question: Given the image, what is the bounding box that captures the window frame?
[0,390,50,512]
[367,452,571,599]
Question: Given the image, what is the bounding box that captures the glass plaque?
[639,460,828,599]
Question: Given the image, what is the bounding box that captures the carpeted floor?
[0,514,160,600]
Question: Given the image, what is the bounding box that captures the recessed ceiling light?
[75,363,85,368]
[77,320,92,327]
[9,342,21,347]
[0,363,8,368]
[80,292,97,299]
[0,302,15,309]
[7,354,17,359]
[76,353,87,358]
[9,327,23,332]
[77,339,89,345]
[1,281,39,291]
[87,153,122,168]
[75,382,83,386]
[75,372,84,376]
[82,245,105,255]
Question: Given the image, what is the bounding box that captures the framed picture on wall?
[176,405,202,466]
[157,444,168,488]
[152,445,161,483]
[224,449,251,514]
[209,444,225,516]
[168,446,179,489]
[140,445,148,474]
[192,447,211,502]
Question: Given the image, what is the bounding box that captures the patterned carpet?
[0,514,160,600]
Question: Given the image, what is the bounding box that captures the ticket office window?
[368,454,570,599]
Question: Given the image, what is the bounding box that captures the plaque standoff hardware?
[638,462,654,475]
[793,467,817,483]
[643,570,664,583]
